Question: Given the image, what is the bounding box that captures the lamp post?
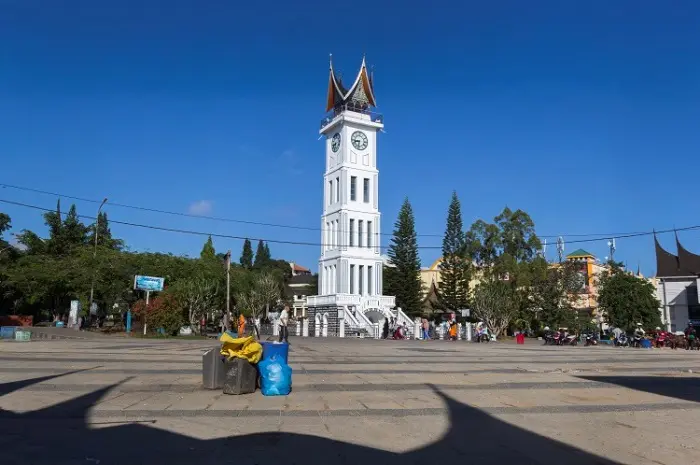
[88,198,108,319]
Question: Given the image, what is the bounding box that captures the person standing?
[449,319,458,341]
[278,305,289,343]
[421,318,430,340]
[238,313,246,336]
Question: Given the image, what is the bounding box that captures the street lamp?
[88,198,108,317]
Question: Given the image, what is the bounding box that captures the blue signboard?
[134,275,165,292]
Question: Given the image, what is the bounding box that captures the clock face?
[331,133,341,152]
[351,131,368,151]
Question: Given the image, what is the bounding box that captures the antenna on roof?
[607,238,616,262]
[556,237,565,263]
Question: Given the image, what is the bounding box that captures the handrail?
[320,104,384,130]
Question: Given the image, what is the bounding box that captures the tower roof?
[654,234,690,277]
[676,233,700,275]
[325,55,377,112]
[566,249,595,259]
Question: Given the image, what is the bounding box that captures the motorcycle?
[543,332,556,345]
[631,335,644,348]
[550,331,563,346]
[561,333,578,346]
[614,333,629,347]
[475,331,490,343]
[654,332,669,348]
[584,333,598,346]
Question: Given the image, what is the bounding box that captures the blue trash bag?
[259,355,292,396]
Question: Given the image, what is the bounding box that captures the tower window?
[350,176,357,201]
[367,221,372,249]
[336,177,340,203]
[349,219,355,247]
[368,266,373,295]
[358,220,364,247]
[328,180,333,205]
[358,265,364,295]
[363,178,370,203]
[350,265,355,294]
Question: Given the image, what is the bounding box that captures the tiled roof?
[292,263,310,272]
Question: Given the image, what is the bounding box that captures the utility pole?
[224,250,231,330]
[89,198,108,321]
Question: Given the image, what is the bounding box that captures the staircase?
[390,308,416,339]
[344,306,374,338]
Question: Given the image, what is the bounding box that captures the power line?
[1,197,698,250]
[0,181,654,240]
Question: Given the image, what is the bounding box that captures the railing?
[320,104,384,130]
[379,296,396,308]
[307,294,361,307]
[392,307,416,339]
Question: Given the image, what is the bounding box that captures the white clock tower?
[306,56,397,338]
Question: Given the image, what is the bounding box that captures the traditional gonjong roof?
[654,232,700,277]
[325,55,377,112]
[422,280,445,314]
[676,233,700,276]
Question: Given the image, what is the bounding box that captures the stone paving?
[1,335,700,464]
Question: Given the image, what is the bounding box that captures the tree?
[438,191,469,311]
[200,236,216,260]
[0,212,10,238]
[88,212,123,250]
[131,293,184,336]
[61,204,88,252]
[597,263,661,331]
[472,279,519,338]
[254,240,271,268]
[524,258,580,330]
[384,198,423,316]
[0,212,11,254]
[43,199,63,253]
[172,277,220,334]
[240,239,253,268]
[235,272,280,321]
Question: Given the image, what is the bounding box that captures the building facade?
[305,56,404,337]
[654,235,700,331]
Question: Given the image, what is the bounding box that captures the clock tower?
[306,56,397,338]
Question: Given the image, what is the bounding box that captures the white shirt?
[279,309,289,327]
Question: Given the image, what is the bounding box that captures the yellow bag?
[219,333,263,364]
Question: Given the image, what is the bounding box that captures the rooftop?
[566,249,595,259]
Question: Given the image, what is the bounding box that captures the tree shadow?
[577,375,700,404]
[0,375,619,464]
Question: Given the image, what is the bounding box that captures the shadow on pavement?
[578,375,700,403]
[0,374,619,464]
[0,368,99,396]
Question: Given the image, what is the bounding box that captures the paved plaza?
[1,335,700,464]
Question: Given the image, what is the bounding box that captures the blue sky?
[1,1,699,275]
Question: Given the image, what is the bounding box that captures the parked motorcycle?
[614,334,629,347]
[584,333,598,346]
[561,333,578,346]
